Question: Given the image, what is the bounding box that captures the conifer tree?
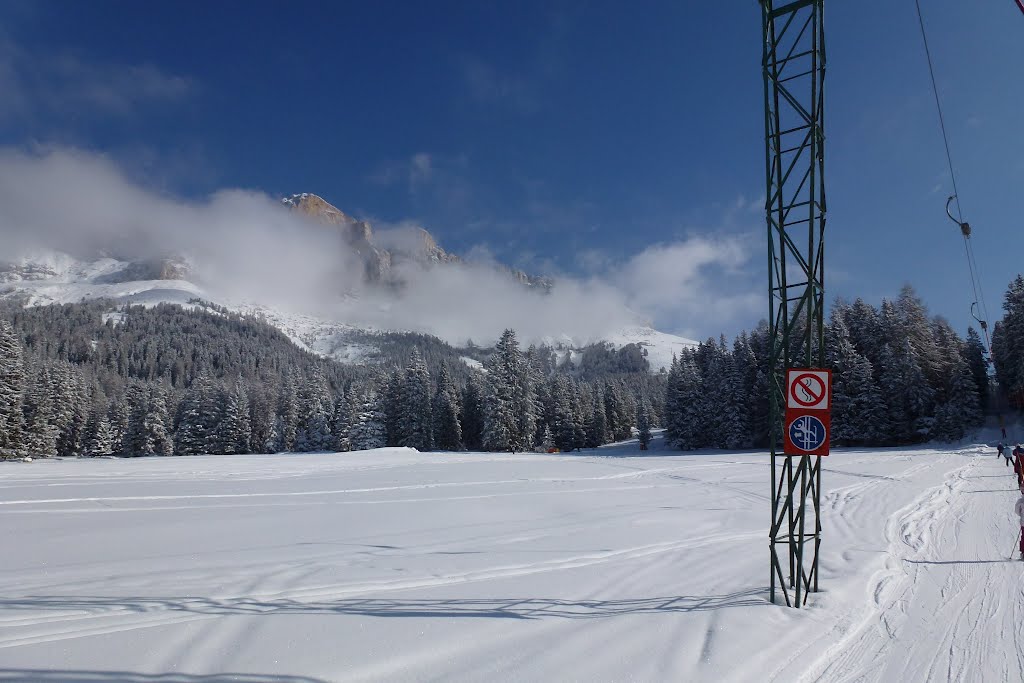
[933,354,982,441]
[219,380,252,454]
[0,319,26,458]
[296,369,332,452]
[879,342,935,443]
[23,363,58,457]
[382,367,404,447]
[350,391,387,450]
[540,424,554,452]
[482,330,522,452]
[432,365,462,451]
[108,396,130,456]
[84,407,116,457]
[145,385,174,456]
[399,348,433,450]
[277,371,299,451]
[460,373,485,450]
[664,354,703,450]
[585,385,608,448]
[637,400,652,450]
[175,373,220,455]
[330,388,355,452]
[550,375,585,452]
[828,315,887,445]
[962,327,989,412]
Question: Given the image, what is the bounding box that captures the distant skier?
[1015,491,1024,560]
[998,442,1005,460]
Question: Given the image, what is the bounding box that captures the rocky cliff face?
[281,192,550,291]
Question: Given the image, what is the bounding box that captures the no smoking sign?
[786,369,831,411]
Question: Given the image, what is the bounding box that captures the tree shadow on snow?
[0,672,327,683]
[0,589,768,622]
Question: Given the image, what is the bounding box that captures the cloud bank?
[0,147,761,345]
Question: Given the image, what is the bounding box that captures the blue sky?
[1,0,1022,342]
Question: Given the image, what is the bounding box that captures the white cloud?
[460,57,538,113]
[0,38,193,123]
[0,147,762,346]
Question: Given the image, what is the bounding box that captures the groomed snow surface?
[1,439,1021,682]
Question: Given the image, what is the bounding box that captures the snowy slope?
[603,325,698,371]
[0,441,1016,681]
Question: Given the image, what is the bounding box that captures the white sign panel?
[786,369,831,411]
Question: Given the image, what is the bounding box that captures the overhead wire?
[913,0,993,351]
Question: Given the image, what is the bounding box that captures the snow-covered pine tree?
[295,369,332,452]
[349,391,387,450]
[482,330,522,452]
[525,345,548,447]
[431,364,462,451]
[637,399,652,450]
[108,396,130,456]
[84,406,116,457]
[0,319,26,459]
[515,344,541,452]
[277,371,299,451]
[122,383,151,457]
[879,341,935,443]
[828,315,887,445]
[22,363,58,458]
[607,380,635,442]
[145,385,174,456]
[399,349,433,451]
[992,275,1024,407]
[585,384,608,448]
[248,387,275,454]
[540,424,554,452]
[699,340,731,448]
[460,373,485,450]
[219,380,252,454]
[664,353,703,450]
[382,367,404,447]
[48,362,88,458]
[843,298,882,366]
[933,354,982,442]
[962,327,990,412]
[724,335,754,449]
[330,387,355,452]
[550,375,585,452]
[894,285,944,385]
[532,372,552,447]
[174,373,220,455]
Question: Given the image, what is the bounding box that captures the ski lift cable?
[914,0,993,350]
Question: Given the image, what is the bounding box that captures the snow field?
[0,442,1018,682]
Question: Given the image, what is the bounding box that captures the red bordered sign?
[784,410,831,457]
[786,369,831,411]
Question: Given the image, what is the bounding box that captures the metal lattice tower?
[760,0,826,608]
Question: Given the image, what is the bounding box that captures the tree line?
[0,303,662,458]
[2,280,1018,460]
[664,284,990,450]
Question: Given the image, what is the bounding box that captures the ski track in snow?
[784,446,1024,683]
[0,445,1020,681]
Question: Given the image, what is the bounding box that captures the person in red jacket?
[1014,445,1024,490]
[1016,491,1024,561]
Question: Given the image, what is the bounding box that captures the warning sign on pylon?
[784,410,830,456]
[786,369,831,411]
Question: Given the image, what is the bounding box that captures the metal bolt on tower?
[760,0,826,607]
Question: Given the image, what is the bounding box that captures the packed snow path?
[0,442,1019,682]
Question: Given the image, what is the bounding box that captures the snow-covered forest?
[0,280,1018,460]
